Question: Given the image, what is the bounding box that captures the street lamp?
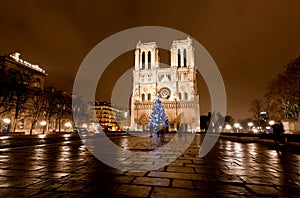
[2,118,11,133]
[247,122,253,132]
[64,122,72,132]
[3,118,11,124]
[234,123,240,133]
[268,120,275,126]
[225,124,232,132]
[40,121,47,134]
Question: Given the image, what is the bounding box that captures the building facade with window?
[91,101,130,131]
[131,37,200,132]
[0,52,46,89]
[0,52,47,133]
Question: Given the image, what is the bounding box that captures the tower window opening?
[179,92,182,100]
[141,52,145,69]
[148,94,151,101]
[177,49,181,67]
[183,48,187,67]
[142,94,145,101]
[184,92,188,100]
[148,51,151,69]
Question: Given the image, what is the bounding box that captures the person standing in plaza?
[272,120,285,146]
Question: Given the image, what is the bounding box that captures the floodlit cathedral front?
[130,37,200,132]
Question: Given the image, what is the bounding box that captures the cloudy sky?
[0,0,299,119]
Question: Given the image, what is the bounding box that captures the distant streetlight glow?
[64,122,72,128]
[247,122,254,132]
[82,123,88,128]
[225,124,232,130]
[234,123,240,132]
[234,123,240,128]
[268,120,275,125]
[40,121,47,126]
[3,118,11,124]
[40,121,47,134]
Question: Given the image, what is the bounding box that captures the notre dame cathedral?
[130,37,200,132]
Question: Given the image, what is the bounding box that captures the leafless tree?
[265,55,300,120]
[8,69,32,132]
[27,89,47,135]
[249,99,264,126]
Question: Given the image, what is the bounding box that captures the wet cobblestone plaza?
[0,133,299,197]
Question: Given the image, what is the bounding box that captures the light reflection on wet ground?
[0,134,299,197]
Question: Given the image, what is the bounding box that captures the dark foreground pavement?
[0,133,299,197]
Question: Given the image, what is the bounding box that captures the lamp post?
[225,124,232,132]
[247,122,254,132]
[3,118,11,133]
[64,121,72,132]
[40,121,47,134]
[268,120,275,126]
[234,123,240,133]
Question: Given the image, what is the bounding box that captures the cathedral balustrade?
[134,101,194,110]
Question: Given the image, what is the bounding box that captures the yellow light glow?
[225,124,232,130]
[38,134,46,139]
[268,120,275,125]
[64,122,72,127]
[3,118,11,124]
[234,123,240,128]
[40,121,47,126]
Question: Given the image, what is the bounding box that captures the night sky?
[0,1,299,119]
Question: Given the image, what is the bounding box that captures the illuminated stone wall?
[131,38,200,132]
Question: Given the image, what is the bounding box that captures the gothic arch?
[148,51,151,69]
[177,49,181,67]
[141,51,145,69]
[183,48,187,67]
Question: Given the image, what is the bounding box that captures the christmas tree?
[149,95,169,136]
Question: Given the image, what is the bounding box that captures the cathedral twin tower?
[131,37,200,132]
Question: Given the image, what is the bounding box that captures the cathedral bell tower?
[131,37,200,132]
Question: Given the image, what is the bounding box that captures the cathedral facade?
[130,37,200,132]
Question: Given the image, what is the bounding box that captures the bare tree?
[0,67,15,116]
[249,99,264,126]
[265,55,300,120]
[54,91,72,132]
[8,69,32,132]
[43,87,58,132]
[27,89,47,135]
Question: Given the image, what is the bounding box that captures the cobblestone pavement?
[0,134,299,197]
